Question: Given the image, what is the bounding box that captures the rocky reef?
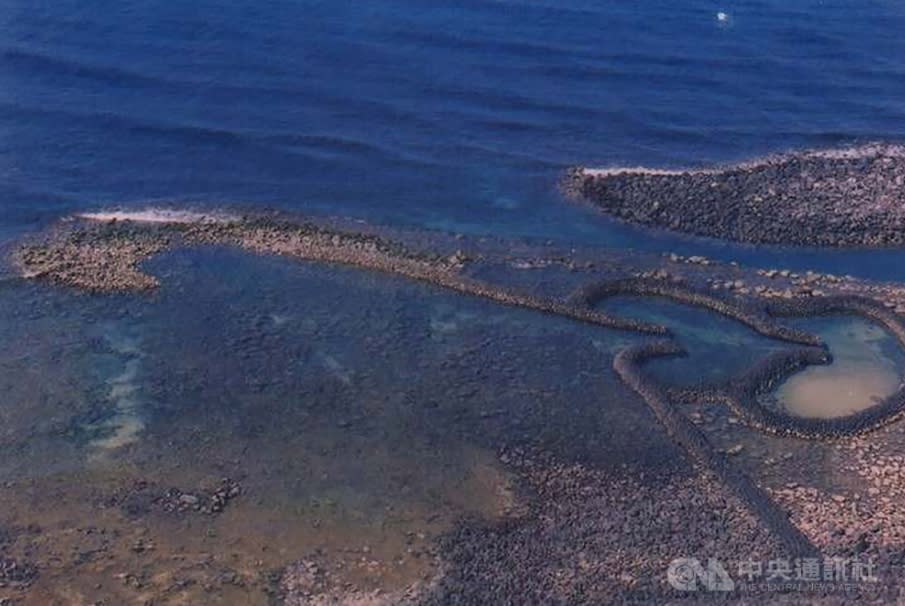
[12,214,667,335]
[567,144,905,247]
[14,211,905,458]
[613,340,818,558]
[9,208,905,603]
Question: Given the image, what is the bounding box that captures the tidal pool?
[599,295,788,386]
[775,316,904,419]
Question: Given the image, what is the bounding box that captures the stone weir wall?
[566,144,905,247]
[718,346,905,439]
[613,341,818,558]
[10,217,670,336]
[570,277,822,347]
[579,278,905,439]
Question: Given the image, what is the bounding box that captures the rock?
[179,494,200,506]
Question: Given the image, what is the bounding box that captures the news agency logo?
[667,556,879,593]
[667,558,735,592]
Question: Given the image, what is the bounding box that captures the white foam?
[581,166,706,178]
[77,208,239,225]
[581,143,905,179]
[802,143,905,160]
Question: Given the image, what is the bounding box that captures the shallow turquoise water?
[600,295,790,385]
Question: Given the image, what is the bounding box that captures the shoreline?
[567,143,905,248]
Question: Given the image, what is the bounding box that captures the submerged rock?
[0,556,38,589]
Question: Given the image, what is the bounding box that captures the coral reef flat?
[568,144,905,247]
[6,209,905,604]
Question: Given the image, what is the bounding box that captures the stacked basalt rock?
[570,145,905,247]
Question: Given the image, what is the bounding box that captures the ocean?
[4,0,905,276]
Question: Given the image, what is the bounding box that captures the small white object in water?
[270,313,292,326]
[320,353,353,386]
[717,11,729,22]
[491,196,521,211]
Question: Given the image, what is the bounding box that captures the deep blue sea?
[3,0,905,276]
